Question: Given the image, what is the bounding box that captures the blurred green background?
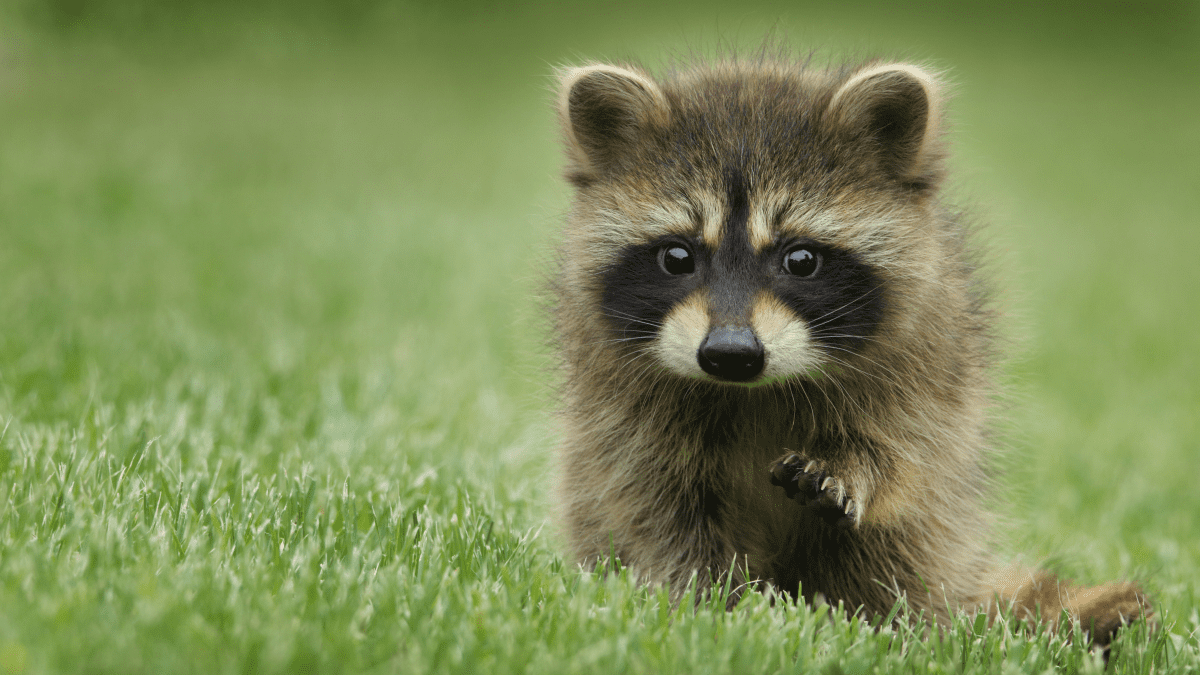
[0,1,1197,673]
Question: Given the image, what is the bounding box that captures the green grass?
[1,2,1198,673]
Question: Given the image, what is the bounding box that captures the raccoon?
[549,56,1151,647]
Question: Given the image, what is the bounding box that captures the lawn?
[0,2,1197,673]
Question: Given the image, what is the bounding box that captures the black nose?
[697,326,764,382]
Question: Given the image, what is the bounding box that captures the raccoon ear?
[558,64,668,181]
[828,64,943,189]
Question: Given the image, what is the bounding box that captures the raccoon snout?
[697,326,765,382]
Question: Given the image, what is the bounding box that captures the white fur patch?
[752,293,823,379]
[747,190,792,253]
[652,292,710,378]
[775,200,915,274]
[631,202,696,241]
[697,192,724,250]
[747,204,773,253]
[583,199,695,253]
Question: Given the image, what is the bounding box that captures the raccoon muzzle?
[697,325,764,382]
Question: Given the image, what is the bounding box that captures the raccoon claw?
[769,452,859,527]
[769,453,808,500]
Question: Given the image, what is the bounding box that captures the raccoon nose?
[698,327,765,382]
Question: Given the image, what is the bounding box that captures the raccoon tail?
[978,564,1153,649]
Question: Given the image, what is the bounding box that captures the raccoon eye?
[783,247,820,277]
[658,245,695,275]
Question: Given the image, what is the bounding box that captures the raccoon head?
[558,60,944,385]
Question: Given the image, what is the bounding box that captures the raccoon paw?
[769,453,860,528]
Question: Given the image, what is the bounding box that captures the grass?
[0,2,1197,673]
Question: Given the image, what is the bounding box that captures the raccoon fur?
[549,56,1150,647]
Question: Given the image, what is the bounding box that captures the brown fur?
[549,55,1150,647]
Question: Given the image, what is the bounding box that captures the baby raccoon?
[550,56,1149,647]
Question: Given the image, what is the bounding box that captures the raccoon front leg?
[768,452,862,527]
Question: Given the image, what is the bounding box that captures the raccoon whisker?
[812,330,974,386]
[799,366,842,425]
[609,348,659,374]
[811,281,888,326]
[810,337,900,362]
[605,367,655,408]
[813,364,881,428]
[680,378,708,412]
[609,324,667,336]
[600,339,649,361]
[602,317,660,329]
[583,332,656,347]
[602,314,661,330]
[822,355,943,451]
[601,305,664,322]
[599,323,659,336]
[601,310,664,330]
[810,323,881,333]
[807,282,886,324]
[599,325,660,335]
[610,351,666,399]
[626,347,661,362]
[806,284,887,331]
[782,378,798,432]
[586,338,657,350]
[817,350,905,391]
[604,297,670,320]
[814,337,975,393]
[821,359,938,450]
[588,333,658,346]
[818,347,948,400]
[808,331,877,345]
[783,378,816,431]
[825,341,964,389]
[809,335,885,348]
[799,381,822,429]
